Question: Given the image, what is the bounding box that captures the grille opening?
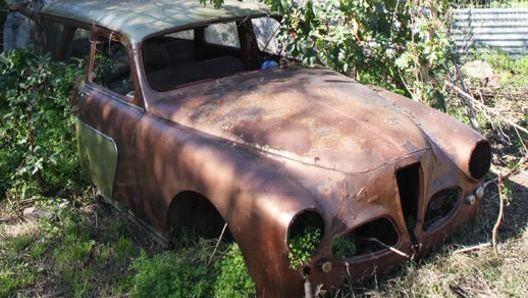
[423,187,461,231]
[332,218,399,258]
[396,163,421,239]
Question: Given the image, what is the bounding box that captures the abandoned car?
[28,0,491,297]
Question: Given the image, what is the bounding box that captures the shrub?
[0,50,86,200]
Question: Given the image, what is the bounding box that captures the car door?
[73,28,144,205]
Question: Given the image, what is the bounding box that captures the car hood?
[149,67,430,173]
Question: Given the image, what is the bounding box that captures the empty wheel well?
[167,191,231,240]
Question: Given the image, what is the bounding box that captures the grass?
[474,50,528,88]
[0,195,258,298]
[1,165,526,298]
[0,234,37,298]
[0,197,144,298]
[348,178,528,298]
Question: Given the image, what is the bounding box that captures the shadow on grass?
[450,171,528,246]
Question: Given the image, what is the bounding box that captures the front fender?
[372,88,491,182]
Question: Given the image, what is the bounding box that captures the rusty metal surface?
[40,0,269,43]
[75,51,489,298]
[53,3,493,297]
[138,67,489,296]
[149,67,430,174]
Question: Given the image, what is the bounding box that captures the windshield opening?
[142,16,282,92]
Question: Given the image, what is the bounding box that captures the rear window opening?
[332,218,399,259]
[39,20,91,61]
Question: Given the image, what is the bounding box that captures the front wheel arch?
[166,190,231,240]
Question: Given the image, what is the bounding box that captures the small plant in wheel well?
[288,226,322,269]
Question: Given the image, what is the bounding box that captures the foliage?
[1,202,257,298]
[452,0,514,8]
[288,226,321,269]
[0,50,87,200]
[214,243,256,298]
[202,0,453,108]
[53,211,97,296]
[131,249,215,298]
[131,241,255,298]
[332,236,357,258]
[0,200,140,297]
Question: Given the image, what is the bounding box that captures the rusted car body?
[30,0,491,297]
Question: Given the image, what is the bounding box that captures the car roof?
[41,0,270,43]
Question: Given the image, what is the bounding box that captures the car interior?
[143,18,275,91]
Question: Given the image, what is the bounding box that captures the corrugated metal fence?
[451,8,528,55]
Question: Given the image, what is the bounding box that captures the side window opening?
[40,20,90,61]
[251,17,281,55]
[40,19,64,55]
[69,28,91,59]
[92,36,133,98]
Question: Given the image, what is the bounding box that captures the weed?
[29,238,47,258]
[131,249,214,298]
[0,265,36,298]
[0,236,38,298]
[6,234,34,252]
[288,226,321,269]
[52,213,96,296]
[130,239,256,298]
[63,267,94,297]
[114,237,135,264]
[214,243,256,298]
[332,236,357,259]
